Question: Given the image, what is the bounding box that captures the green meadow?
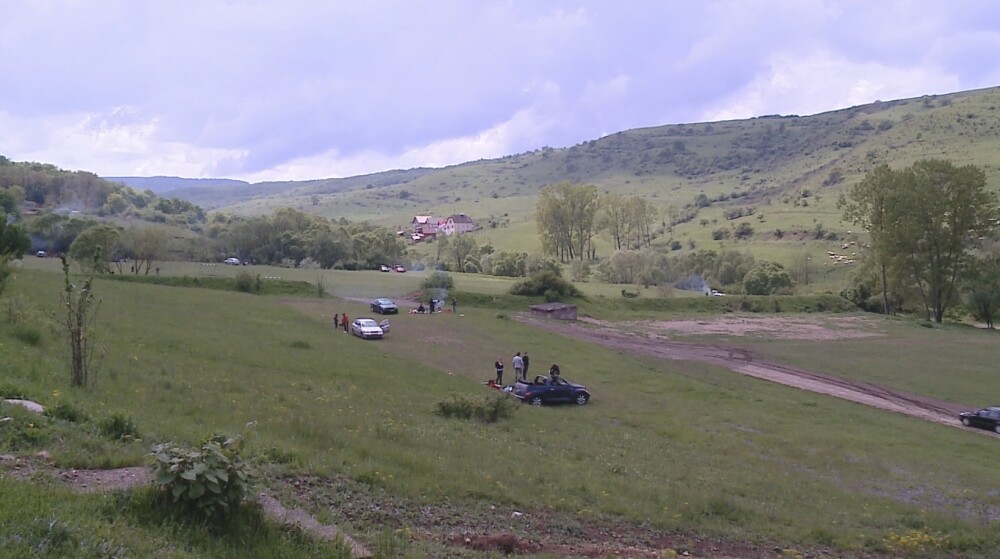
[2,265,1000,557]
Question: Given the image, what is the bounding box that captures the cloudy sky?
[2,1,999,183]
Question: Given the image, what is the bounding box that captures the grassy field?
[3,266,1000,557]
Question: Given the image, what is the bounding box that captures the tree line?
[536,181,659,262]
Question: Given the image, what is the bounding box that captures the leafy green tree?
[0,188,19,216]
[889,160,998,322]
[839,164,903,315]
[122,227,168,275]
[742,261,793,295]
[600,192,630,250]
[0,217,30,259]
[964,260,1000,328]
[536,182,599,261]
[449,234,477,272]
[69,224,122,273]
[0,216,30,298]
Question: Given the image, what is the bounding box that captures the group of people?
[493,352,561,386]
[415,297,457,314]
[333,313,349,333]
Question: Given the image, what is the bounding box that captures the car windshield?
[358,319,379,328]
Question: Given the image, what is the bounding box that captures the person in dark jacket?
[548,363,561,381]
[494,356,504,385]
[522,352,530,377]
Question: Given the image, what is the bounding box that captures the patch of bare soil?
[525,314,973,431]
[639,315,882,341]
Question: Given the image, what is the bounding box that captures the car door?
[548,378,572,402]
[971,409,993,429]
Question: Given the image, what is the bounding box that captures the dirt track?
[519,315,972,431]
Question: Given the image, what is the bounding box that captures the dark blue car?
[960,406,1000,433]
[513,376,590,406]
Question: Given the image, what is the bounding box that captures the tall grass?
[4,267,1000,557]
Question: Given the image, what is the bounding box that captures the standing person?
[451,297,457,313]
[522,352,530,377]
[494,356,504,385]
[333,313,340,330]
[341,313,349,333]
[512,352,524,382]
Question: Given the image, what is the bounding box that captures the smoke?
[674,274,709,293]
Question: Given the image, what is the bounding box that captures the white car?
[351,318,384,339]
[224,257,241,265]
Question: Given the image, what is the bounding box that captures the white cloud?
[703,50,961,122]
[239,107,555,183]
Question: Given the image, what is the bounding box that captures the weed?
[11,324,42,346]
[435,394,518,423]
[289,340,311,349]
[149,433,255,523]
[98,413,140,441]
[234,271,258,293]
[46,401,88,423]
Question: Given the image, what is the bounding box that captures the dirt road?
[519,315,971,431]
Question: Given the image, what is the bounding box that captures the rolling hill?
[156,86,1000,235]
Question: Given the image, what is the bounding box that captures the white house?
[440,213,476,235]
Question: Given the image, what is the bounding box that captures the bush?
[150,433,254,523]
[11,324,42,346]
[99,413,140,441]
[742,261,793,295]
[234,271,258,293]
[46,401,88,423]
[509,271,583,300]
[436,394,518,423]
[421,271,454,290]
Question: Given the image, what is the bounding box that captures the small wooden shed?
[529,302,577,321]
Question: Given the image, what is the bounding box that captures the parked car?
[35,250,47,257]
[224,257,241,265]
[394,264,406,273]
[371,298,399,314]
[959,406,1000,433]
[512,375,590,406]
[380,264,391,272]
[350,318,384,339]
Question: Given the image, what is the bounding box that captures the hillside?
[197,87,1000,232]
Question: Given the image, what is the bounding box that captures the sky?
[2,1,999,184]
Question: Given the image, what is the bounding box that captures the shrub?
[46,401,88,423]
[436,394,518,423]
[234,271,258,293]
[11,324,42,346]
[99,413,140,441]
[150,433,254,523]
[712,228,730,241]
[742,261,794,295]
[509,271,583,300]
[421,271,454,290]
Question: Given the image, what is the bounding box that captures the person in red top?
[341,313,349,333]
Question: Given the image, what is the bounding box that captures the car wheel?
[962,417,970,426]
[995,424,1000,434]
[530,396,543,406]
[575,393,589,405]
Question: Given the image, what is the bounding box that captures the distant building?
[411,215,437,236]
[440,213,476,235]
